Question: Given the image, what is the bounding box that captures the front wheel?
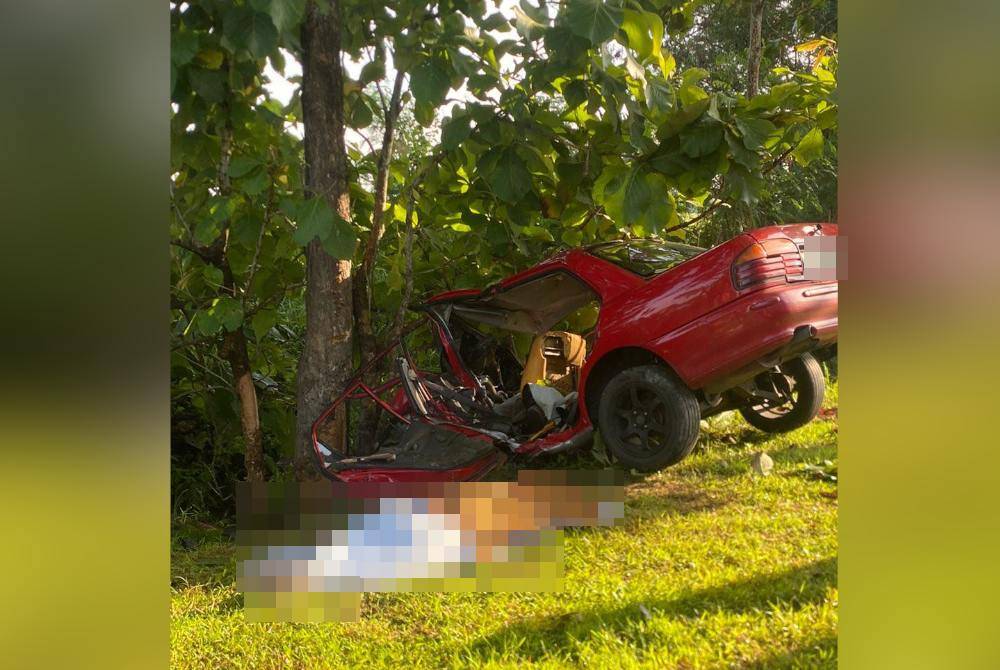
[739,353,825,433]
[597,365,700,471]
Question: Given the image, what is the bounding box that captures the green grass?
[171,383,838,669]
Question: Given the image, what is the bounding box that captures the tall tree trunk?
[296,0,354,479]
[747,0,765,97]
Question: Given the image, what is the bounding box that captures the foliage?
[171,388,839,667]
[170,0,838,509]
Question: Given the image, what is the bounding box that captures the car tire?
[739,353,825,433]
[597,365,700,471]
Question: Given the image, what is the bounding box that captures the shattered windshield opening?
[588,239,706,277]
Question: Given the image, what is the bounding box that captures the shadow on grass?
[464,556,836,665]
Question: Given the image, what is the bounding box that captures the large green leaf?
[224,9,278,59]
[410,59,451,108]
[211,296,244,332]
[564,0,624,46]
[441,114,472,150]
[251,309,277,340]
[292,198,333,246]
[621,10,668,73]
[228,156,260,179]
[679,121,723,157]
[792,127,824,166]
[544,26,591,64]
[735,116,776,151]
[320,216,357,260]
[172,31,199,66]
[488,149,533,203]
[251,0,306,33]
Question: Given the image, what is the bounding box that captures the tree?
[295,0,356,477]
[170,0,838,499]
[747,0,765,96]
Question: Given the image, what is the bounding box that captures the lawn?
[171,382,838,669]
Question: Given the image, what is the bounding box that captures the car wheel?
[597,365,700,471]
[739,353,825,433]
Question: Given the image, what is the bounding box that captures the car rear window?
[588,239,706,277]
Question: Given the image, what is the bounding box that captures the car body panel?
[312,224,839,481]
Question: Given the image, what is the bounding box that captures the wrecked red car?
[312,223,838,482]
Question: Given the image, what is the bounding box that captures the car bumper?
[647,281,838,392]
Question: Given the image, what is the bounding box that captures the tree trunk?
[747,0,765,97]
[296,0,354,479]
[216,98,265,483]
[222,329,265,481]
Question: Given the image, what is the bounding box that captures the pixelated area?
[802,235,847,280]
[236,471,624,622]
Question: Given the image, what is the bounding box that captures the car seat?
[520,331,587,394]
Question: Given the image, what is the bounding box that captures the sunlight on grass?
[171,382,839,669]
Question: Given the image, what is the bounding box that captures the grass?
[171,382,838,669]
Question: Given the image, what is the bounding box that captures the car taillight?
[732,238,804,291]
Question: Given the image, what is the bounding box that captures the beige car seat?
[520,331,587,394]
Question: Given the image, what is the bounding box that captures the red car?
[312,223,838,482]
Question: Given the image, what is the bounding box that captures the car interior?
[314,272,601,471]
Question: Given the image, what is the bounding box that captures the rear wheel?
[739,353,824,433]
[597,365,700,471]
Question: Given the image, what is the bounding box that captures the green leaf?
[224,9,278,59]
[345,92,374,129]
[726,165,763,205]
[193,218,222,247]
[239,168,270,196]
[621,169,652,225]
[291,196,356,259]
[621,9,666,72]
[521,224,555,241]
[196,310,221,337]
[544,26,590,64]
[621,10,652,58]
[360,59,385,85]
[202,265,223,286]
[228,156,260,179]
[678,82,708,106]
[251,309,278,340]
[171,31,199,66]
[410,59,451,108]
[561,228,584,246]
[514,0,547,41]
[564,0,624,46]
[413,100,436,127]
[488,149,533,203]
[644,76,673,114]
[679,122,723,158]
[319,216,357,260]
[792,127,824,166]
[292,197,335,246]
[187,68,225,103]
[725,131,758,170]
[734,116,776,151]
[211,296,244,332]
[562,79,588,110]
[266,0,307,33]
[441,114,472,151]
[681,67,710,87]
[482,13,511,31]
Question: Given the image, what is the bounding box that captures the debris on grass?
[751,451,774,476]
